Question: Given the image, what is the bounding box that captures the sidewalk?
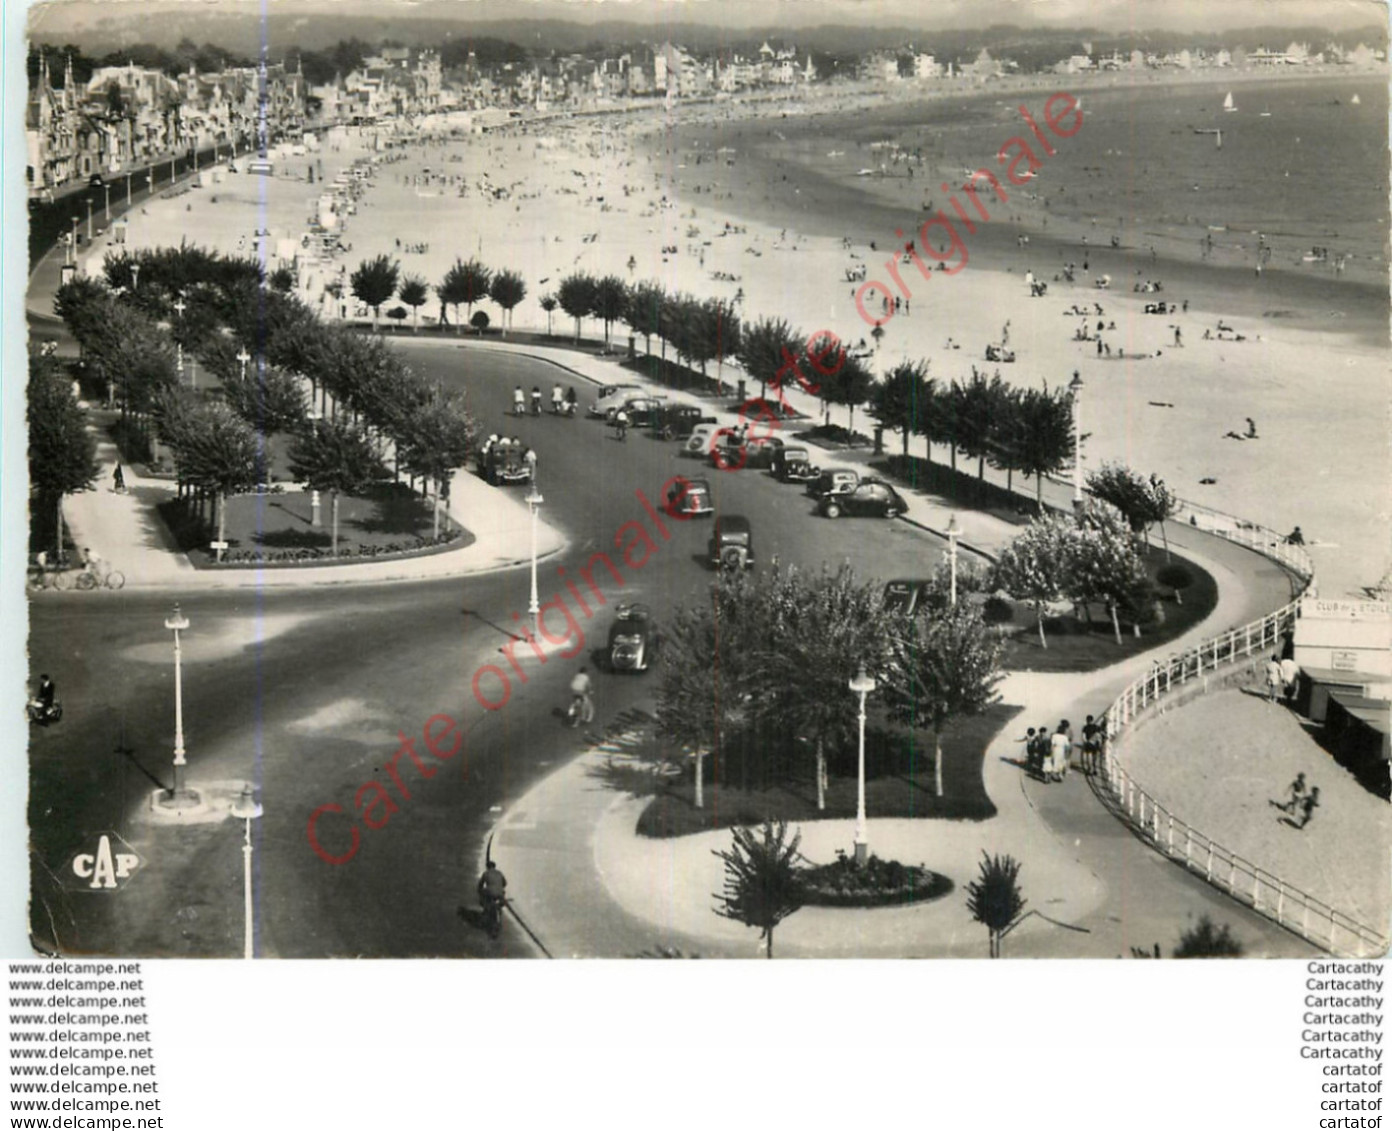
[58,410,566,591]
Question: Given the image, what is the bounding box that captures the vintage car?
[608,604,658,673]
[708,514,756,571]
[819,478,908,519]
[710,433,783,471]
[651,403,717,441]
[485,444,533,486]
[805,468,860,499]
[771,445,820,483]
[683,423,723,458]
[665,476,714,518]
[588,384,647,418]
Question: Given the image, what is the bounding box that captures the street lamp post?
[945,513,962,607]
[1069,370,1084,508]
[229,784,263,959]
[86,198,93,241]
[126,170,133,207]
[849,663,877,867]
[173,298,187,381]
[524,452,542,638]
[131,263,140,292]
[103,183,111,223]
[69,216,79,265]
[161,604,198,806]
[236,347,251,381]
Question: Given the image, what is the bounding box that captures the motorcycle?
[28,699,62,726]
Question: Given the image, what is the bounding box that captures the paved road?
[28,345,951,958]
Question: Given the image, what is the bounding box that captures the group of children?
[1022,716,1105,782]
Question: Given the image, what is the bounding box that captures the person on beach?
[1265,655,1284,702]
[1286,526,1305,546]
[1282,773,1308,814]
[1297,787,1320,830]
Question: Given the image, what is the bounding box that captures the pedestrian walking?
[1081,715,1103,775]
[1048,726,1071,783]
[112,464,126,493]
[1279,656,1300,703]
[1298,787,1320,829]
[1028,725,1050,779]
[1265,655,1283,702]
[1281,772,1307,814]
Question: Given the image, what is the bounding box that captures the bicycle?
[73,566,125,591]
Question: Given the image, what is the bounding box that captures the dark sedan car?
[652,403,717,441]
[819,479,908,519]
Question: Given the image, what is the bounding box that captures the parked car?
[88,173,105,188]
[883,580,934,616]
[605,396,666,429]
[708,514,756,571]
[588,384,648,418]
[651,403,717,441]
[805,469,859,499]
[711,433,783,470]
[485,444,533,485]
[819,479,908,519]
[683,423,723,458]
[608,603,658,673]
[772,445,820,483]
[665,476,714,517]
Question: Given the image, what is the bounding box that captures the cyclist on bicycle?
[478,861,507,911]
[569,666,595,724]
[83,547,108,582]
[613,408,630,442]
[551,384,564,413]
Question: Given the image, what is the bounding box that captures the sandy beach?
[95,69,1389,600]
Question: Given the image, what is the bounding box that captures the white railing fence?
[1098,508,1386,958]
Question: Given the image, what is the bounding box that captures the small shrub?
[799,854,952,908]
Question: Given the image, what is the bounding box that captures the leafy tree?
[887,601,1004,797]
[950,368,1009,483]
[713,820,805,959]
[28,357,98,559]
[591,274,628,346]
[1068,503,1150,643]
[268,265,297,294]
[397,390,475,538]
[470,310,491,335]
[993,514,1073,648]
[1007,384,1075,511]
[736,316,799,401]
[966,852,1027,958]
[350,254,399,327]
[557,273,596,344]
[539,293,558,337]
[624,281,666,356]
[397,274,429,333]
[685,297,740,384]
[823,351,874,441]
[1087,464,1181,556]
[288,416,382,554]
[488,269,526,337]
[214,354,309,437]
[871,359,930,457]
[1173,916,1245,958]
[160,400,264,561]
[439,258,491,334]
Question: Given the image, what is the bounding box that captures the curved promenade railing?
[1097,502,1387,958]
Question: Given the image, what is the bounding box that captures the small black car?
[819,479,907,519]
[771,445,819,483]
[652,403,717,441]
[708,514,755,570]
[608,603,657,672]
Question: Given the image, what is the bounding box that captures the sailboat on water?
[1223,91,1237,112]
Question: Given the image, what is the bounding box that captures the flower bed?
[798,853,953,909]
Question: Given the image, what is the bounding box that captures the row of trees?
[57,246,476,558]
[656,562,1005,805]
[347,255,527,335]
[28,355,98,559]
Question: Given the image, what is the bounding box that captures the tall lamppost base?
[156,787,202,811]
[853,839,868,868]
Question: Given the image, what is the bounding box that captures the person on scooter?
[530,386,543,416]
[477,861,507,933]
[564,386,578,415]
[551,384,564,413]
[569,666,595,724]
[513,386,526,416]
[613,408,629,442]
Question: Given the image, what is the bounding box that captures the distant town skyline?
[27,0,1388,39]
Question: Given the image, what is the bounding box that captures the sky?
[25,0,1390,36]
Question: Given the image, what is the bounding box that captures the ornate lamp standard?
[849,663,878,867]
[86,197,93,241]
[524,452,542,638]
[172,297,187,381]
[1069,370,1085,509]
[103,183,111,223]
[945,514,962,607]
[229,785,263,959]
[236,347,251,380]
[69,216,79,265]
[159,604,199,807]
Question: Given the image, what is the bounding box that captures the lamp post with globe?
[229,785,262,958]
[849,663,877,867]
